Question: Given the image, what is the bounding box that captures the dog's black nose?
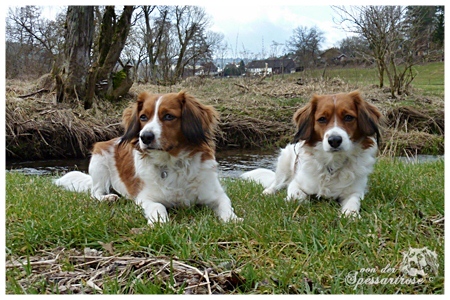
[140,131,155,145]
[328,135,342,149]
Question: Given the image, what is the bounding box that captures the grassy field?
[5,158,444,294]
[6,62,444,160]
[301,62,444,97]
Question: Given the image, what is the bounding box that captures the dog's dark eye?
[317,117,327,123]
[139,114,148,122]
[344,115,355,122]
[163,114,175,121]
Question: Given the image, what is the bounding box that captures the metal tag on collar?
[327,166,334,174]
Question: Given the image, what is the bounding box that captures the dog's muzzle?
[140,131,155,146]
[328,135,343,150]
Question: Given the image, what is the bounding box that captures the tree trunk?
[57,6,94,105]
[57,6,134,109]
[89,6,134,103]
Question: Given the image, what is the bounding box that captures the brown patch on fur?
[179,91,218,147]
[292,96,321,146]
[120,90,219,161]
[122,105,134,130]
[347,91,382,149]
[121,92,159,146]
[293,91,382,148]
[114,143,143,197]
[92,138,118,155]
[360,137,376,149]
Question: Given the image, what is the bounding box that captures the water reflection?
[6,149,280,178]
[6,150,443,178]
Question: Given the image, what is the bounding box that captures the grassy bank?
[5,158,444,294]
[5,62,444,159]
[303,62,444,97]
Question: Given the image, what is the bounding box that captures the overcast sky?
[204,5,349,58]
[24,0,439,59]
[35,3,348,57]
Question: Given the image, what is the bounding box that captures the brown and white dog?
[55,91,241,225]
[241,91,382,216]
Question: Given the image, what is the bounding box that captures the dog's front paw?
[220,212,243,223]
[340,197,361,219]
[262,187,274,195]
[340,209,361,219]
[286,188,307,202]
[230,217,244,223]
[99,194,119,202]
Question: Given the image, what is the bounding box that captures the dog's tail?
[53,171,92,193]
[240,168,276,189]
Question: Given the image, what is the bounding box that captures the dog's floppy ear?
[120,92,147,145]
[179,91,218,146]
[293,96,317,143]
[349,90,382,144]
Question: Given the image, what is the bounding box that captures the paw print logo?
[400,247,439,277]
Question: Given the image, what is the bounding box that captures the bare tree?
[6,6,65,78]
[140,5,171,83]
[131,5,216,84]
[122,25,147,82]
[57,6,94,106]
[287,25,324,68]
[269,41,284,59]
[333,5,422,97]
[173,6,210,82]
[55,6,135,108]
[216,40,229,77]
[88,6,135,104]
[8,5,225,91]
[338,35,370,64]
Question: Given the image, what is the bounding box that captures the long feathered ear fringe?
[179,91,218,147]
[119,92,147,146]
[292,96,317,144]
[349,90,383,146]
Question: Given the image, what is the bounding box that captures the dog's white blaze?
[333,95,338,128]
[323,96,352,152]
[140,96,163,148]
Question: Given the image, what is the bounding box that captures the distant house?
[195,62,218,76]
[246,58,296,75]
[336,54,347,63]
[183,62,219,77]
[320,48,347,65]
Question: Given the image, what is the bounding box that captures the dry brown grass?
[5,75,444,160]
[6,247,245,294]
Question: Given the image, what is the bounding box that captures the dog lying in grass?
[242,91,382,216]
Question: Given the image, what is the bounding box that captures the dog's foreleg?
[88,155,119,202]
[263,144,297,195]
[285,181,308,203]
[138,200,169,225]
[340,194,361,218]
[198,167,242,222]
[207,194,242,222]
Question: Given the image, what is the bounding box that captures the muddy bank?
[5,78,444,160]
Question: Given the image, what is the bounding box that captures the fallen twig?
[17,89,50,98]
[6,248,246,294]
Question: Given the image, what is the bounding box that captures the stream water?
[5,149,279,178]
[5,148,443,179]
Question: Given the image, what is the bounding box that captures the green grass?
[296,62,444,97]
[411,62,445,97]
[5,158,444,294]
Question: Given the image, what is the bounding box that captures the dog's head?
[121,91,218,158]
[293,91,381,152]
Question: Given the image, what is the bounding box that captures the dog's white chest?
[134,152,206,207]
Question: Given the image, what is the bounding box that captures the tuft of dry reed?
[5,75,444,160]
[6,247,246,294]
